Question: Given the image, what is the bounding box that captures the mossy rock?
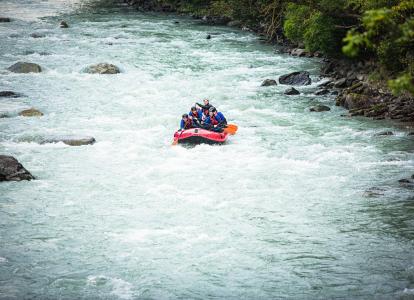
[18,108,43,117]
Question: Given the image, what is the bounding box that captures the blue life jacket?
[215,112,227,124]
[188,109,203,120]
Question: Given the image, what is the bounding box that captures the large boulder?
[261,79,277,87]
[41,136,96,146]
[0,155,34,181]
[18,108,43,117]
[279,71,311,86]
[84,63,120,74]
[7,62,42,73]
[284,87,300,95]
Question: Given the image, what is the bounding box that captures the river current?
[1,1,414,299]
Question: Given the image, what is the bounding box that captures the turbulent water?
[1,1,414,299]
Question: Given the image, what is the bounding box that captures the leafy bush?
[303,12,338,54]
[283,3,311,43]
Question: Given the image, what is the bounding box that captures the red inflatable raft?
[173,128,228,144]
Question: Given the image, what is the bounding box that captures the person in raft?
[196,99,213,119]
[188,106,203,122]
[180,113,194,130]
[203,107,227,132]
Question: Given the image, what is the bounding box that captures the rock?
[310,105,330,112]
[341,93,370,110]
[59,20,69,28]
[411,174,414,179]
[7,62,42,73]
[331,91,339,95]
[290,48,307,57]
[206,34,211,39]
[315,89,329,96]
[0,17,11,22]
[318,80,333,88]
[399,179,410,183]
[363,187,385,198]
[284,87,300,95]
[18,108,43,117]
[0,91,20,98]
[227,20,241,27]
[334,78,347,88]
[41,136,96,146]
[84,63,120,74]
[408,132,414,136]
[279,71,311,86]
[261,79,277,87]
[0,155,34,181]
[30,32,46,38]
[375,131,394,136]
[314,51,323,58]
[321,61,336,75]
[174,21,180,24]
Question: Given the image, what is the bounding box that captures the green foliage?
[388,73,414,95]
[342,1,414,94]
[303,12,337,54]
[283,3,311,43]
[208,0,233,17]
[342,30,369,57]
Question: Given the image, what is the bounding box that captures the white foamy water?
[1,1,414,299]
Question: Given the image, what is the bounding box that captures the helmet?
[182,113,188,118]
[191,106,196,111]
[209,107,216,113]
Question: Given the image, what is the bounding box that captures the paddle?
[223,123,238,135]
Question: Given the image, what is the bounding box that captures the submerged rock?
[0,155,34,181]
[310,105,330,112]
[284,87,300,95]
[18,108,43,117]
[0,91,20,98]
[261,79,277,87]
[206,34,211,39]
[7,62,42,73]
[29,32,46,38]
[41,136,96,146]
[279,71,311,86]
[59,20,69,28]
[84,63,120,74]
[375,131,394,136]
[0,17,11,22]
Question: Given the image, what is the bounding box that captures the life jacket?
[210,116,218,125]
[190,111,198,118]
[184,118,193,129]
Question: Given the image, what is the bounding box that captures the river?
[1,1,414,299]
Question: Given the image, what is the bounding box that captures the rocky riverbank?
[123,0,413,125]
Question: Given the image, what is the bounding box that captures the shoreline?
[123,0,414,129]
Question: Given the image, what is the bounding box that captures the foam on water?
[0,1,414,299]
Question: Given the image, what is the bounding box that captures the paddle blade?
[224,124,238,135]
[172,138,179,145]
